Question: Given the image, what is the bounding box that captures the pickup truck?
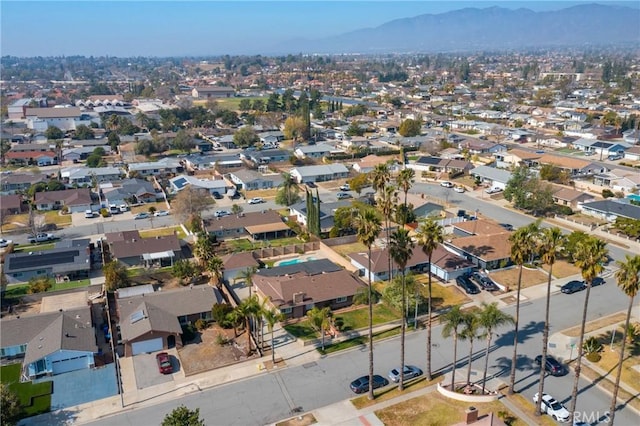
[28,233,56,243]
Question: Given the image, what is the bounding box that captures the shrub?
[215,333,229,346]
[211,303,233,327]
[100,208,110,217]
[583,336,603,354]
[586,352,601,362]
[194,319,208,331]
[181,323,197,342]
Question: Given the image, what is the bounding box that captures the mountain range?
[273,3,640,54]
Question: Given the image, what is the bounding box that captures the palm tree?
[442,305,466,391]
[460,310,481,386]
[609,255,640,425]
[234,296,260,355]
[280,172,298,206]
[377,185,397,280]
[507,221,540,394]
[207,256,225,291]
[478,302,514,394]
[354,208,382,400]
[371,163,390,197]
[395,168,415,219]
[569,236,609,422]
[263,307,286,364]
[389,228,415,391]
[535,227,566,416]
[193,232,216,268]
[415,217,444,381]
[136,111,151,131]
[307,307,332,351]
[236,267,257,298]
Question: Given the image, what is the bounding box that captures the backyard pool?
[276,256,316,266]
[627,194,640,203]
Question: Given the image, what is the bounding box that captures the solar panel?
[130,309,146,324]
[173,177,187,189]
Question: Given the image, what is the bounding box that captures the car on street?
[154,210,170,217]
[214,210,231,218]
[454,185,465,193]
[248,197,264,204]
[499,223,514,231]
[456,275,480,295]
[440,181,454,188]
[304,181,317,188]
[608,154,623,161]
[533,392,570,423]
[591,277,605,287]
[350,374,389,394]
[470,272,499,291]
[485,187,503,194]
[336,192,352,200]
[561,280,586,294]
[28,233,56,243]
[534,355,565,376]
[134,212,150,220]
[388,365,423,383]
[156,352,173,374]
[340,183,350,191]
[84,209,95,218]
[0,238,13,248]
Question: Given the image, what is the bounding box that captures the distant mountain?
[273,4,640,54]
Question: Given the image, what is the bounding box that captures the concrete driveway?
[132,351,178,389]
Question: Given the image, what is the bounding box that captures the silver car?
[388,365,423,383]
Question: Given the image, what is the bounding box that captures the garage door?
[131,338,163,355]
[52,355,90,375]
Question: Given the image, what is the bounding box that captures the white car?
[485,187,503,194]
[248,197,264,204]
[454,186,465,193]
[339,183,350,191]
[0,238,13,248]
[336,192,352,200]
[154,210,170,217]
[440,181,454,188]
[214,210,231,218]
[533,392,570,423]
[28,233,56,243]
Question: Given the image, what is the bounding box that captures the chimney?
[293,292,305,304]
[464,406,478,424]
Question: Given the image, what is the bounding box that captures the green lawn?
[284,321,318,340]
[320,326,401,354]
[13,243,56,253]
[139,226,187,240]
[3,278,91,300]
[334,304,400,332]
[225,236,301,252]
[0,364,52,418]
[195,96,265,111]
[49,278,91,291]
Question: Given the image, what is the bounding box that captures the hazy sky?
[1,1,635,57]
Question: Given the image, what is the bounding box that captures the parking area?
[132,350,180,389]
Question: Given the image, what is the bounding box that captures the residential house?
[341,136,369,150]
[196,140,213,153]
[169,174,228,195]
[258,131,285,145]
[61,166,124,186]
[217,135,236,149]
[204,210,291,240]
[106,230,181,267]
[253,260,366,319]
[493,149,543,168]
[102,178,159,206]
[352,154,398,174]
[294,143,336,160]
[469,165,512,190]
[25,107,94,132]
[221,251,261,283]
[408,156,474,176]
[184,153,243,171]
[3,239,92,284]
[552,186,596,209]
[404,193,444,219]
[289,200,353,234]
[240,149,290,165]
[580,199,640,222]
[0,194,24,215]
[8,143,54,153]
[623,146,640,161]
[533,154,604,179]
[7,98,48,119]
[0,173,47,193]
[34,188,93,213]
[191,86,235,98]
[452,219,509,238]
[289,164,349,184]
[62,146,112,162]
[127,158,183,177]
[5,150,57,166]
[116,285,223,356]
[445,232,512,270]
[460,140,507,155]
[227,169,283,191]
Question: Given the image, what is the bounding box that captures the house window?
[305,303,314,310]
[335,296,348,303]
[178,315,188,324]
[280,307,292,314]
[37,270,46,275]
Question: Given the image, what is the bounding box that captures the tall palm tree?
[535,227,566,416]
[371,163,390,197]
[396,168,415,218]
[236,267,257,298]
[207,256,225,291]
[193,232,216,268]
[354,208,382,400]
[460,310,481,386]
[389,228,414,391]
[478,302,514,393]
[441,305,466,391]
[609,255,640,425]
[377,185,397,280]
[280,172,298,206]
[569,236,609,422]
[307,307,332,351]
[507,221,540,394]
[234,296,260,355]
[263,307,286,364]
[415,217,444,381]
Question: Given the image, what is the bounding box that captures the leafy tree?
[27,276,51,294]
[218,110,239,126]
[0,384,23,426]
[345,121,365,137]
[0,139,11,165]
[86,154,105,168]
[252,99,265,112]
[394,203,416,225]
[343,104,367,118]
[211,303,234,327]
[238,99,252,111]
[348,173,370,195]
[172,129,194,153]
[283,116,306,142]
[564,231,589,259]
[172,259,201,282]
[233,126,259,147]
[74,124,95,140]
[398,118,422,137]
[231,204,243,215]
[103,260,130,292]
[161,405,205,426]
[172,187,214,222]
[45,125,64,140]
[134,139,157,157]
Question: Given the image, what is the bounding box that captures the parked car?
[214,210,231,218]
[534,355,565,376]
[350,374,389,394]
[440,181,454,188]
[134,212,150,220]
[340,183,351,191]
[304,181,317,188]
[456,275,480,295]
[485,187,503,194]
[248,197,264,204]
[0,238,13,248]
[561,280,586,294]
[154,210,170,217]
[499,223,514,231]
[212,191,223,199]
[336,192,352,200]
[591,277,605,287]
[84,209,95,218]
[532,392,570,423]
[28,233,55,243]
[608,154,623,161]
[470,272,499,291]
[156,352,173,374]
[584,151,596,156]
[454,186,465,193]
[388,365,423,383]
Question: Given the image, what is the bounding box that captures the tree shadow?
[491,354,536,379]
[461,244,494,257]
[494,320,545,347]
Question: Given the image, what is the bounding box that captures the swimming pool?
[277,256,316,266]
[627,194,640,202]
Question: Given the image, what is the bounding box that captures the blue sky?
[1,1,635,57]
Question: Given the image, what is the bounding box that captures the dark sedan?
[350,374,389,394]
[535,355,565,376]
[456,275,480,295]
[470,272,499,291]
[561,280,586,294]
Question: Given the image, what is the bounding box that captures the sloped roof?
[221,251,260,271]
[447,232,512,262]
[34,188,92,206]
[109,234,180,259]
[454,219,509,236]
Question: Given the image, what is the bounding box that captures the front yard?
[488,267,548,291]
[139,225,187,240]
[3,210,72,231]
[0,363,52,418]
